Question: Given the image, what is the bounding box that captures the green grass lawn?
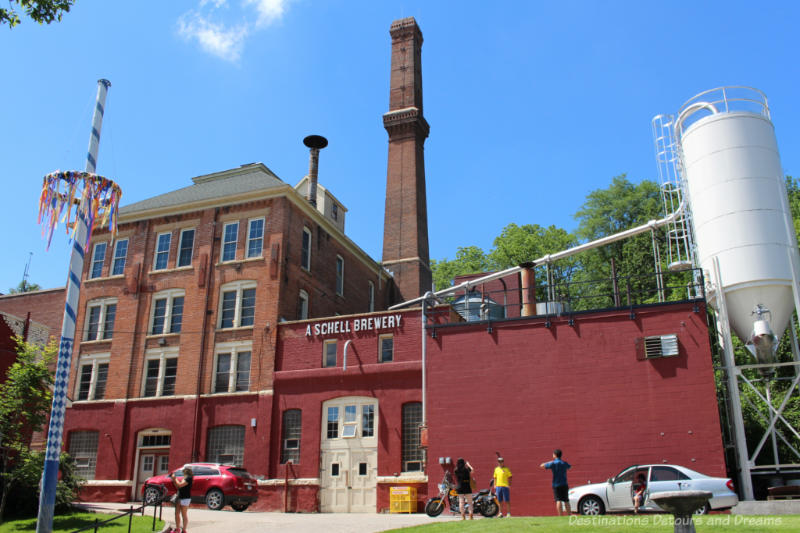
[387,514,800,533]
[0,512,165,533]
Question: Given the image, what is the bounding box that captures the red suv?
[141,463,258,511]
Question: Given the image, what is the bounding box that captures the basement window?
[637,334,680,360]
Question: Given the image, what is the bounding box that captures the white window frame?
[323,339,337,368]
[217,280,257,329]
[246,217,265,259]
[368,281,375,312]
[301,227,312,271]
[111,238,128,276]
[142,347,179,397]
[84,297,117,341]
[89,241,107,279]
[177,228,195,267]
[221,221,239,263]
[149,289,186,335]
[212,341,253,394]
[298,290,309,320]
[76,353,110,401]
[335,255,344,296]
[379,334,394,363]
[153,232,172,271]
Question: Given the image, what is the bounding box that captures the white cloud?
[178,0,289,63]
[245,0,287,29]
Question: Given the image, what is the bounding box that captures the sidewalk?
[76,502,454,533]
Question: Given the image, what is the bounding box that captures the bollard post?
[128,505,133,533]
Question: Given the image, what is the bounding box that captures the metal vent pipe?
[303,135,328,207]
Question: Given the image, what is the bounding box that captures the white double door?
[319,397,378,513]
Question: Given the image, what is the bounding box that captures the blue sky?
[2,0,799,292]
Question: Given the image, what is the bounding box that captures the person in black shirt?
[170,467,193,533]
[454,458,474,520]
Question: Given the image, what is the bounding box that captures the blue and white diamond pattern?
[44,337,73,462]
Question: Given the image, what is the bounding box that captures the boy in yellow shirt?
[492,457,512,517]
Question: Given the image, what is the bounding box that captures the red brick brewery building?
[58,17,728,515]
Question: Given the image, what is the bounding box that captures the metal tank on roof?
[674,87,800,362]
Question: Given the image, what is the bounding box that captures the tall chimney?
[381,17,431,302]
[303,134,328,207]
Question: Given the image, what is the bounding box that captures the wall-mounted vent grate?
[636,334,679,360]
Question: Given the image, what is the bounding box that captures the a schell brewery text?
[305,314,403,336]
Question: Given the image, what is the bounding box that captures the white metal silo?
[677,87,800,357]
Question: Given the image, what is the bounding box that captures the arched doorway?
[319,396,378,512]
[133,428,172,500]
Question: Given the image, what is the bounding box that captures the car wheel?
[693,502,710,515]
[231,502,249,512]
[578,495,605,515]
[205,488,225,510]
[144,486,163,505]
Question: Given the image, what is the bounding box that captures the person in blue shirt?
[540,449,572,515]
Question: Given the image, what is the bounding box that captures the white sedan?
[569,464,738,515]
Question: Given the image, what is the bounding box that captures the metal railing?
[433,268,705,328]
[70,499,164,533]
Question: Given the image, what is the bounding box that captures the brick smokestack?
[381,17,431,302]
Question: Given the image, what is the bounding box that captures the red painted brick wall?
[0,288,66,335]
[425,301,725,516]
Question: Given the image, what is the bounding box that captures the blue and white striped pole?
[36,79,111,533]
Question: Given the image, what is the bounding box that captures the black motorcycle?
[424,471,499,518]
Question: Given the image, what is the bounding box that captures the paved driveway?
[77,502,467,533]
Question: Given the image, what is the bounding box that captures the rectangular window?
[332,203,338,221]
[281,409,302,464]
[326,406,339,439]
[178,229,194,267]
[111,239,128,276]
[213,343,252,393]
[379,335,393,363]
[218,281,257,329]
[301,227,311,270]
[154,232,171,270]
[77,358,109,401]
[69,431,99,480]
[362,405,374,437]
[298,290,309,320]
[84,299,117,341]
[323,340,337,368]
[246,218,264,258]
[90,242,107,279]
[207,425,245,466]
[402,403,423,472]
[142,351,178,397]
[342,405,357,438]
[150,291,185,335]
[336,256,344,296]
[222,222,239,262]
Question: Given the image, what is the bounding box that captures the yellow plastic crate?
[389,486,417,513]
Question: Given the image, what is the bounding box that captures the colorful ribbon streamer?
[38,170,122,250]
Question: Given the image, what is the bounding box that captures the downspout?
[191,208,219,461]
[342,339,352,371]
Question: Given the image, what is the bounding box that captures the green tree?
[431,246,491,291]
[0,337,80,521]
[0,0,74,28]
[571,175,664,309]
[7,280,42,294]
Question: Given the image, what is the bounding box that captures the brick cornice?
[383,107,429,139]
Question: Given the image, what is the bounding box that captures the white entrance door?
[136,451,170,500]
[320,397,378,513]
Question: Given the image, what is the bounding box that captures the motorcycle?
[424,471,499,518]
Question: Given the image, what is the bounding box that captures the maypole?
[36,79,121,533]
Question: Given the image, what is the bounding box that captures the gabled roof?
[120,163,286,217]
